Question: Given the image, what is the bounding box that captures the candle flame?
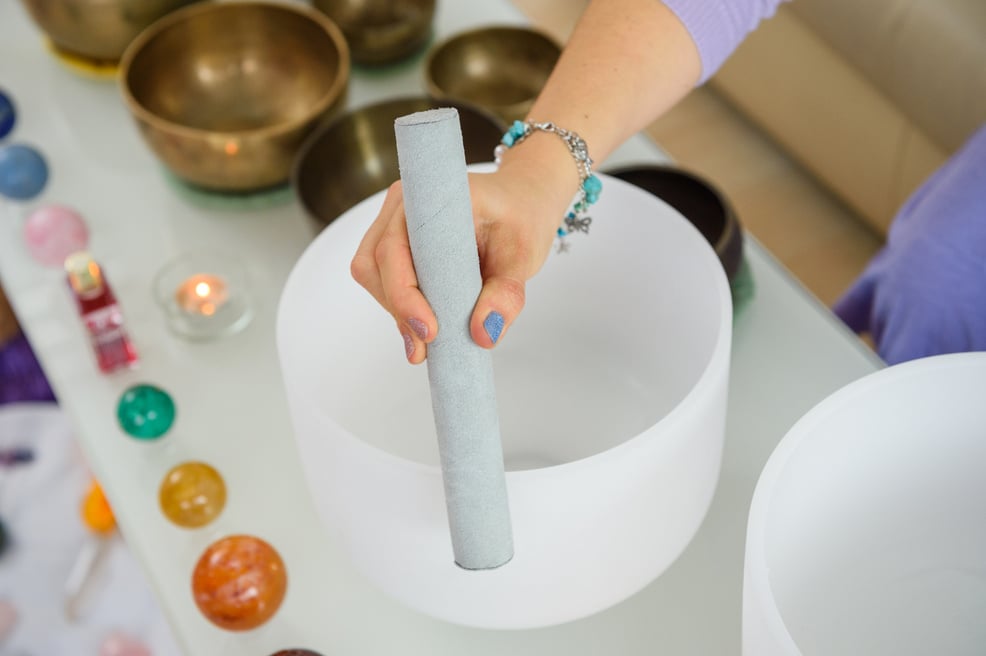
[195,282,211,298]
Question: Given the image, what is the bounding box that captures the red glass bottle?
[64,252,138,373]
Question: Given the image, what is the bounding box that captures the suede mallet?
[394,108,514,570]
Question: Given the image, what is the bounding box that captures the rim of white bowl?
[277,170,734,478]
[743,351,986,652]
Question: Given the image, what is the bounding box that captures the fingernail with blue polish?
[483,311,505,345]
[402,332,414,360]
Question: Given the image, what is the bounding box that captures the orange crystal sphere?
[192,535,287,631]
[159,461,226,528]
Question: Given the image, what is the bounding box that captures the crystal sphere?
[0,90,14,139]
[81,480,116,534]
[192,535,287,631]
[0,144,48,200]
[23,204,89,267]
[99,630,151,656]
[117,384,176,440]
[159,461,226,528]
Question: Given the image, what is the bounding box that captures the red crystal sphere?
[192,535,287,631]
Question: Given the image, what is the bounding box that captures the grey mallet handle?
[394,108,514,570]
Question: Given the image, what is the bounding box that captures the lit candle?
[175,274,228,317]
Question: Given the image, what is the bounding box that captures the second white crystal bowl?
[743,352,986,655]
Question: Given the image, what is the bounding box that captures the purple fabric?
[0,332,56,405]
[833,124,986,365]
[661,0,788,84]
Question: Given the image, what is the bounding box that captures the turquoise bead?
[586,191,599,204]
[582,174,602,194]
[117,384,176,440]
[501,132,515,147]
[510,120,526,137]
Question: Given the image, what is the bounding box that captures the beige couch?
[711,0,986,237]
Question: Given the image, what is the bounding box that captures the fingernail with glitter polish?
[407,317,429,341]
[483,311,505,345]
[402,332,414,360]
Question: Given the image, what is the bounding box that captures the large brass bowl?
[313,0,435,65]
[425,26,560,123]
[20,0,201,63]
[120,2,350,192]
[294,97,505,232]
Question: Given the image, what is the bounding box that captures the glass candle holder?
[153,252,253,341]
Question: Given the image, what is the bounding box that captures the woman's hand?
[351,151,575,364]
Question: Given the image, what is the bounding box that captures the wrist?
[494,130,583,229]
[496,120,603,248]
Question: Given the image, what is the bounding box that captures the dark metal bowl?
[606,164,744,282]
[293,97,505,232]
[120,1,350,192]
[313,0,435,65]
[425,26,560,123]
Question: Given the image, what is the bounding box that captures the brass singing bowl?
[606,165,745,282]
[294,97,505,232]
[120,2,350,192]
[425,26,560,123]
[20,0,202,63]
[313,0,435,65]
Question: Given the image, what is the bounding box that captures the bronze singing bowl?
[425,26,560,123]
[294,97,505,232]
[20,0,202,63]
[606,165,745,282]
[120,2,350,192]
[313,0,435,65]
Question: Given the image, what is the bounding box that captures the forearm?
[497,0,701,229]
[527,0,701,161]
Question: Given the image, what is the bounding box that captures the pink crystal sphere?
[23,204,89,267]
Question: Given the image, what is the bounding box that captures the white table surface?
[0,0,882,654]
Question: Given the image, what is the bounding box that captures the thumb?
[470,274,527,349]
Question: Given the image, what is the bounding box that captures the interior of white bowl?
[281,171,725,471]
[744,353,986,655]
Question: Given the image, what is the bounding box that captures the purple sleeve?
[833,124,986,364]
[661,0,788,84]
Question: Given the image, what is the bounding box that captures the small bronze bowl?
[20,0,202,64]
[425,26,560,123]
[313,0,435,65]
[606,165,744,282]
[120,2,349,192]
[294,97,505,232]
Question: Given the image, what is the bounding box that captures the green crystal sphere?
[117,384,176,439]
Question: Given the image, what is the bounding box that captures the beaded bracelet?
[494,120,602,253]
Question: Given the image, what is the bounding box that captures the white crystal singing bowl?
[743,352,986,655]
[277,171,733,629]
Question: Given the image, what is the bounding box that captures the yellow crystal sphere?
[159,461,227,529]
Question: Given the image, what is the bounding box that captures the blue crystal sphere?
[0,90,14,140]
[0,144,48,200]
